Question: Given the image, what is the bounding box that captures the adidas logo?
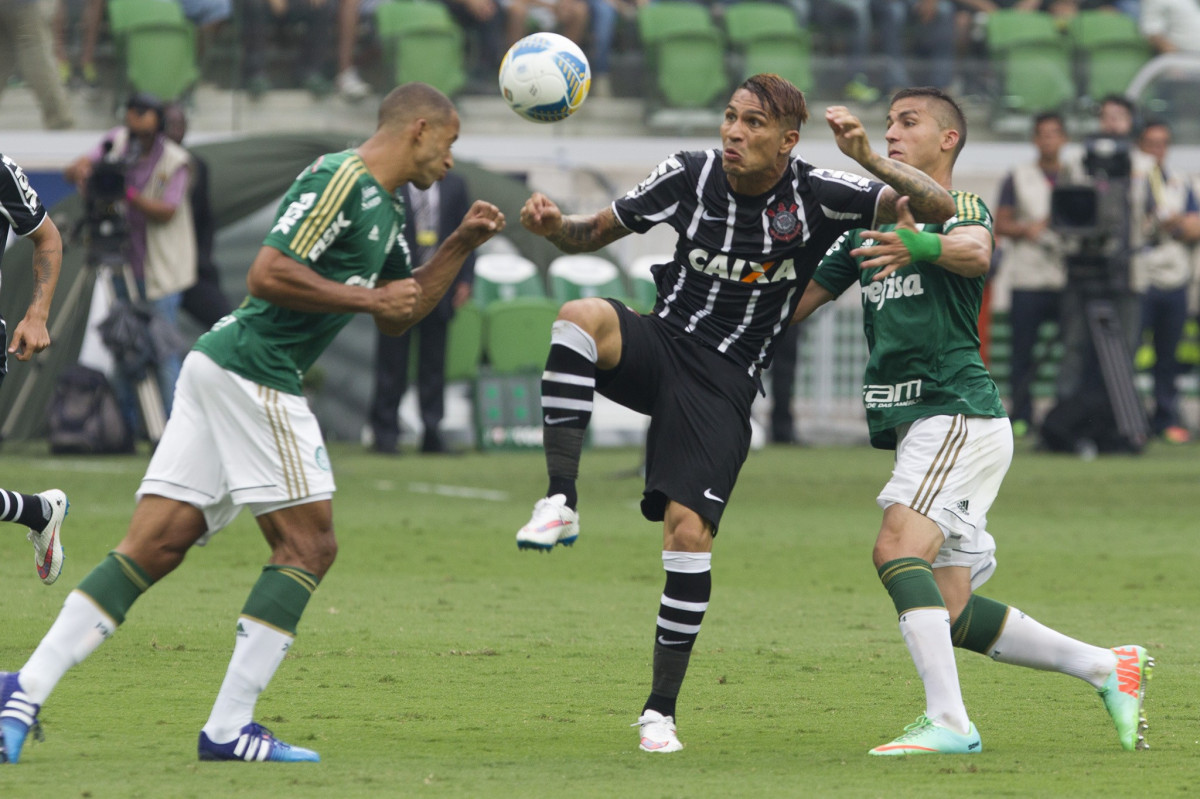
[236,622,247,637]
[955,499,970,514]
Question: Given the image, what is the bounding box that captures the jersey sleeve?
[945,192,994,241]
[808,168,885,231]
[0,155,48,237]
[611,151,690,234]
[812,232,861,298]
[263,159,361,265]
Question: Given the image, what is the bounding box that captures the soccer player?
[514,72,957,753]
[0,153,69,586]
[0,83,505,765]
[793,88,1152,755]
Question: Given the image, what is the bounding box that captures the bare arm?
[127,191,178,224]
[993,204,1046,241]
[380,200,505,335]
[852,196,992,280]
[790,281,836,326]
[246,245,422,319]
[520,192,632,253]
[9,217,63,359]
[825,106,955,225]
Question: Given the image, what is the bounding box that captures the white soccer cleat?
[633,709,683,753]
[516,494,579,551]
[27,490,68,586]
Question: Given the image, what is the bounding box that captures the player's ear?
[780,128,800,154]
[942,128,960,155]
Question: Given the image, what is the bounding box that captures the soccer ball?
[498,32,590,123]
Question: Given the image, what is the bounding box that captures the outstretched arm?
[9,217,63,360]
[790,281,836,326]
[853,197,992,280]
[825,106,955,225]
[520,192,632,253]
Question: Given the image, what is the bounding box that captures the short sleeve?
[812,232,861,298]
[264,162,360,265]
[0,155,47,238]
[611,152,690,234]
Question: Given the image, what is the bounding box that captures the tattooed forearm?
[29,245,61,315]
[864,154,955,223]
[547,209,628,254]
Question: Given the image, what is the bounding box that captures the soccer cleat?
[868,714,982,756]
[516,494,579,551]
[1099,644,1154,751]
[633,709,683,753]
[27,490,68,586]
[0,672,42,764]
[197,722,320,763]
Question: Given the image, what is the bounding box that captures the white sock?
[201,617,293,743]
[899,608,970,734]
[21,591,117,705]
[986,607,1117,689]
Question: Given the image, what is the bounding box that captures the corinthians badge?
[766,202,802,242]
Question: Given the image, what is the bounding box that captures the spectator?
[163,102,233,328]
[241,0,338,98]
[52,0,102,87]
[505,0,588,51]
[768,325,801,444]
[444,0,509,89]
[993,111,1069,438]
[336,0,371,101]
[1131,118,1200,442]
[1139,0,1200,53]
[63,92,197,423]
[369,172,475,454]
[0,0,75,129]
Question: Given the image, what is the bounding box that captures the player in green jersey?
[0,82,505,765]
[793,88,1152,756]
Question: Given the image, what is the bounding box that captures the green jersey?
[812,190,1005,449]
[195,151,411,394]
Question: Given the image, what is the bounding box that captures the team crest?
[767,202,802,242]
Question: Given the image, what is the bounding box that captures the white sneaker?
[27,489,68,586]
[515,494,578,551]
[633,709,683,753]
[336,67,370,101]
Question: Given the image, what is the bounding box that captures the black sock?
[0,490,49,531]
[541,322,597,511]
[644,558,712,718]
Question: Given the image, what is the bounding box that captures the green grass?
[1,440,1199,797]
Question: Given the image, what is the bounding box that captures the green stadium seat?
[107,0,198,101]
[637,2,729,109]
[1068,11,1153,101]
[375,1,467,97]
[547,255,628,303]
[722,2,813,91]
[986,10,1075,113]
[483,296,562,373]
[623,254,665,314]
[445,301,484,382]
[473,253,546,307]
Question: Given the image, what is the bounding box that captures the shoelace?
[892,715,934,741]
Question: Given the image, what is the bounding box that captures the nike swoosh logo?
[37,531,55,579]
[703,488,725,503]
[544,415,579,425]
[657,635,689,646]
[700,212,727,222]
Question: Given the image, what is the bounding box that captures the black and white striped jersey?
[612,149,883,379]
[0,153,48,272]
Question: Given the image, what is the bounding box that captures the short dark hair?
[737,73,809,131]
[1033,111,1065,132]
[889,87,967,164]
[1138,116,1171,139]
[377,82,455,130]
[1099,94,1136,117]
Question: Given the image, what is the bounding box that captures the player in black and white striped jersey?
[513,73,957,753]
[0,153,69,587]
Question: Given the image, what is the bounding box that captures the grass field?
[1,439,1198,798]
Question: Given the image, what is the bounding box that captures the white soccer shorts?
[138,351,335,540]
[877,414,1013,590]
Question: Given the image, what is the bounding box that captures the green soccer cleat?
[868,714,982,756]
[1099,644,1154,751]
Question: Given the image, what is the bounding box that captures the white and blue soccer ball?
[498,32,590,123]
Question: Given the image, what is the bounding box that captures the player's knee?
[307,532,338,577]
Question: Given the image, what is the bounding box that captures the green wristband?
[896,228,942,264]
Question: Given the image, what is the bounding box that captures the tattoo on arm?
[869,156,952,223]
[547,208,628,253]
[30,246,59,307]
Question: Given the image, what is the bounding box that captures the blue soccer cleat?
[198,722,320,762]
[0,672,42,764]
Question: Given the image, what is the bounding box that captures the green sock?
[240,565,320,635]
[877,557,944,615]
[950,594,1010,654]
[75,552,155,626]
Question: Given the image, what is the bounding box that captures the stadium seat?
[375,1,467,97]
[722,2,813,92]
[547,255,628,303]
[1068,11,1153,102]
[445,301,484,382]
[107,0,199,101]
[624,254,667,313]
[637,2,729,108]
[473,253,546,306]
[986,10,1075,113]
[483,296,562,373]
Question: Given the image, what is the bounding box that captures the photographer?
[63,92,197,424]
[1131,119,1200,443]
